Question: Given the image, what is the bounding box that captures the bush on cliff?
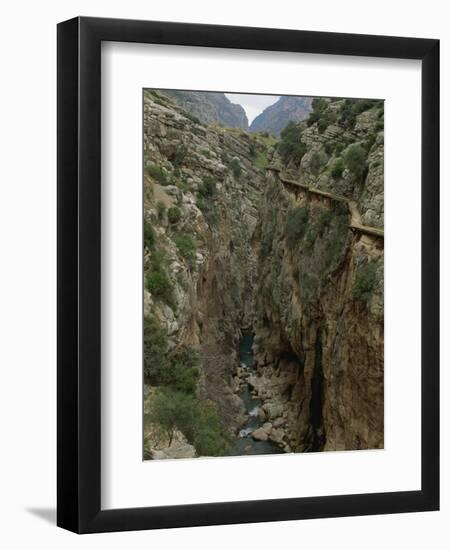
[143,315,168,383]
[331,158,345,179]
[160,359,199,395]
[353,262,377,304]
[156,201,166,221]
[198,175,216,197]
[146,388,230,455]
[174,234,197,268]
[144,220,156,250]
[146,389,199,446]
[167,206,182,224]
[146,163,169,185]
[146,269,175,309]
[278,121,307,166]
[285,206,309,249]
[344,143,367,178]
[229,157,242,179]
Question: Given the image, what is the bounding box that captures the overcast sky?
[225,93,279,124]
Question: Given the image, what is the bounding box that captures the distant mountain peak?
[250,96,312,136]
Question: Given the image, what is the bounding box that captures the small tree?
[309,151,324,175]
[229,158,242,179]
[279,122,307,166]
[344,144,367,178]
[167,206,182,224]
[285,207,309,249]
[146,270,175,309]
[331,158,345,179]
[146,163,169,185]
[160,360,199,394]
[174,234,197,267]
[144,220,156,250]
[156,201,166,221]
[312,97,327,113]
[193,400,231,456]
[198,175,216,197]
[146,389,199,446]
[353,262,377,304]
[143,316,168,383]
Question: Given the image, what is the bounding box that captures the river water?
[228,331,285,456]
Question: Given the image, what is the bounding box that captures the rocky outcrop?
[250,96,312,136]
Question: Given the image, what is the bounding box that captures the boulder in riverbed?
[251,427,269,441]
[269,427,285,444]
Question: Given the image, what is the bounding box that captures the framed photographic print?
[57,17,439,533]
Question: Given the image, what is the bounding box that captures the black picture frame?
[57,16,439,533]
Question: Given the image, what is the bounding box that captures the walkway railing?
[267,165,384,242]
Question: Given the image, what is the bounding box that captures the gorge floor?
[228,331,285,456]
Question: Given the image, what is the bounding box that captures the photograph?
[142,89,384,459]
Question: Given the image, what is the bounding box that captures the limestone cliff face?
[251,98,384,452]
[160,90,249,130]
[143,90,267,438]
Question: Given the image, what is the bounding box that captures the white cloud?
[225,93,279,124]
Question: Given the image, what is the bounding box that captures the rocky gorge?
[143,90,384,459]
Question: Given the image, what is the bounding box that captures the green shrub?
[229,158,242,179]
[312,98,327,113]
[184,111,201,125]
[316,210,333,236]
[156,201,166,221]
[150,248,165,272]
[334,142,345,155]
[285,207,309,249]
[172,146,187,167]
[353,262,377,304]
[167,206,182,224]
[318,111,337,134]
[174,234,197,267]
[160,354,199,395]
[260,226,275,258]
[363,133,377,153]
[196,197,219,227]
[146,270,175,308]
[331,158,345,179]
[304,210,332,251]
[143,315,168,383]
[198,175,216,198]
[144,220,156,249]
[146,388,230,455]
[324,142,334,155]
[317,118,328,134]
[143,439,152,460]
[249,143,257,157]
[306,111,320,127]
[344,144,367,177]
[340,98,382,129]
[310,151,324,175]
[146,388,199,446]
[146,163,169,185]
[278,121,307,166]
[193,400,230,456]
[254,150,268,170]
